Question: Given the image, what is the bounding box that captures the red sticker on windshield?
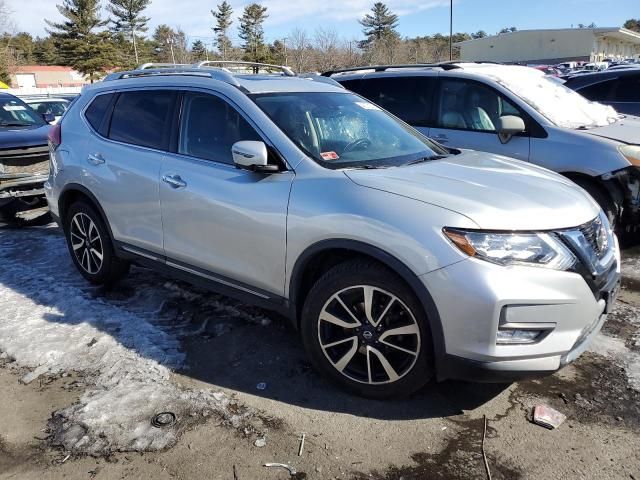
[321,151,339,160]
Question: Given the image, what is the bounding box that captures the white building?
[456,27,640,65]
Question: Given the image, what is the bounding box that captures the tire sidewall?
[301,263,434,399]
[64,202,118,285]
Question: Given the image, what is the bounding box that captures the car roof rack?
[103,67,245,89]
[322,62,462,76]
[193,60,296,77]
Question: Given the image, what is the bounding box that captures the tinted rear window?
[576,79,616,101]
[613,74,640,102]
[85,93,114,131]
[108,91,175,150]
[344,76,436,126]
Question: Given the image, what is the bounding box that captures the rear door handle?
[162,174,187,189]
[87,153,105,165]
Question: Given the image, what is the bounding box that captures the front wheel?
[64,201,129,285]
[301,261,434,399]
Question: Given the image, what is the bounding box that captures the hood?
[0,124,51,150]
[344,151,599,231]
[582,115,640,145]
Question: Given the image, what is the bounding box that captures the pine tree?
[47,0,118,80]
[191,39,207,61]
[359,2,399,49]
[107,0,151,65]
[238,3,268,63]
[212,1,233,60]
[624,19,640,33]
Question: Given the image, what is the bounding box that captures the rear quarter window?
[108,90,176,150]
[85,93,114,132]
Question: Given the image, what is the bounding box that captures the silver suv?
[46,62,621,398]
[327,63,640,232]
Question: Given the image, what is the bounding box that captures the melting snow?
[0,227,256,454]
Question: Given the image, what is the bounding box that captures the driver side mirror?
[232,141,279,173]
[496,115,525,144]
[42,113,56,124]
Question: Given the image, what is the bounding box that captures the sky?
[6,0,640,46]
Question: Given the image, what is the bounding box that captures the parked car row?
[41,61,624,398]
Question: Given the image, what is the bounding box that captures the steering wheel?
[343,138,372,154]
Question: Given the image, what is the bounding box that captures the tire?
[64,201,129,285]
[573,178,617,229]
[300,260,434,399]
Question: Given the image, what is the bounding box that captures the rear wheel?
[64,201,129,285]
[301,260,434,398]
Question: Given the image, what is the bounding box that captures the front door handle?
[87,153,105,165]
[162,174,187,189]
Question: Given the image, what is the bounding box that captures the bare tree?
[0,0,18,85]
[313,27,341,72]
[288,28,311,73]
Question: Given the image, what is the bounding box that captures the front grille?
[0,145,49,175]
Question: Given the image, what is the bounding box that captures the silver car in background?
[328,63,640,232]
[45,62,620,398]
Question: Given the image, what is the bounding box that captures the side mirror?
[496,115,525,144]
[42,113,56,124]
[232,141,279,173]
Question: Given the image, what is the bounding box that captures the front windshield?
[484,67,620,129]
[252,92,446,168]
[0,97,45,127]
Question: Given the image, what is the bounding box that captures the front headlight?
[619,145,640,166]
[443,228,576,270]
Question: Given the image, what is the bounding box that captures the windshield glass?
[0,97,45,127]
[27,100,68,116]
[482,66,620,128]
[252,92,446,168]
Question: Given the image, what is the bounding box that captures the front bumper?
[422,253,620,382]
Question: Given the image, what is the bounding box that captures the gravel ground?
[0,225,639,480]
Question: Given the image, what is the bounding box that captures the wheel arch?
[561,171,623,218]
[289,239,446,372]
[58,184,115,242]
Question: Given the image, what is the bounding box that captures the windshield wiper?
[405,154,450,166]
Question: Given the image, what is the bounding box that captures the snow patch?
[0,229,258,454]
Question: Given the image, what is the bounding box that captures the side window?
[436,79,524,133]
[612,75,640,102]
[577,79,616,101]
[108,90,175,150]
[85,93,114,132]
[356,77,435,126]
[178,92,261,164]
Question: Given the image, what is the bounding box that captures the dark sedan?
[564,68,640,116]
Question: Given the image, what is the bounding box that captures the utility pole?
[449,0,453,61]
[282,37,288,66]
[167,38,176,64]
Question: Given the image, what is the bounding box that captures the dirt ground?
[1,225,639,480]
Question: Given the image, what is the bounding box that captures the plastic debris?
[532,405,566,429]
[298,433,306,456]
[256,382,267,390]
[254,437,267,448]
[264,463,297,476]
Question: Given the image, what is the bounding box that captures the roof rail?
[138,62,191,70]
[193,60,296,77]
[103,67,244,89]
[297,73,345,88]
[321,63,461,76]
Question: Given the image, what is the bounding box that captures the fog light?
[496,329,543,345]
